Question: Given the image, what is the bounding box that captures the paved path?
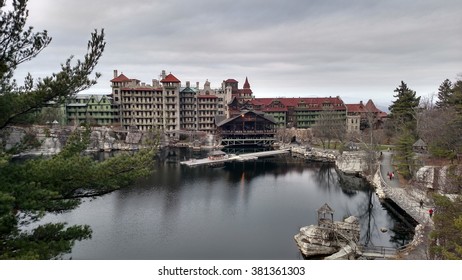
[378,151,435,259]
[380,151,400,188]
[379,151,433,226]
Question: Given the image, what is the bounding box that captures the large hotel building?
[64,69,386,137]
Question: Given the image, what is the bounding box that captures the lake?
[41,148,413,259]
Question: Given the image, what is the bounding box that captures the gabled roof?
[251,97,346,111]
[161,73,180,83]
[110,73,131,82]
[346,103,366,113]
[365,99,381,112]
[318,203,334,214]
[239,88,253,95]
[413,139,427,147]
[216,110,276,127]
[227,96,241,106]
[74,94,111,103]
[180,87,197,94]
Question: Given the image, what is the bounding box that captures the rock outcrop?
[1,125,150,157]
[335,151,368,174]
[290,146,338,162]
[294,216,360,259]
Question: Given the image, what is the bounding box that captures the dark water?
[41,148,413,259]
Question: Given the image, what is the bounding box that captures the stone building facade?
[345,100,388,134]
[108,70,232,138]
[64,69,385,139]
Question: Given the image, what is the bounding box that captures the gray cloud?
[11,0,462,109]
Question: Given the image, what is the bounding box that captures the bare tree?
[417,106,461,161]
[275,127,292,144]
[351,107,381,175]
[312,109,346,149]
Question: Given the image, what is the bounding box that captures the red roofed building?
[110,69,181,133]
[345,102,366,134]
[160,73,181,84]
[222,77,254,102]
[104,69,385,146]
[345,100,388,134]
[110,72,131,83]
[228,96,347,129]
[239,77,253,100]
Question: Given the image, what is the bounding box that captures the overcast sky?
[10,0,462,110]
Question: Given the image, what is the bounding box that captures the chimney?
[186,81,190,88]
[152,79,159,88]
[113,70,118,78]
[161,70,166,80]
[196,82,199,89]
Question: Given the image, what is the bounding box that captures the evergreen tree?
[430,194,462,260]
[435,77,462,113]
[441,77,462,158]
[388,81,421,132]
[435,79,453,109]
[450,78,462,113]
[0,0,157,259]
[393,129,416,179]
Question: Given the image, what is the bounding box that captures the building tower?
[160,72,181,139]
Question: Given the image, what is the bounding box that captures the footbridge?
[357,245,402,259]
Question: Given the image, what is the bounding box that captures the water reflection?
[39,148,413,259]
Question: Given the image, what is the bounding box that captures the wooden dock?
[180,149,291,167]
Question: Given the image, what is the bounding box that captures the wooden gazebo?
[317,203,334,227]
[413,139,427,153]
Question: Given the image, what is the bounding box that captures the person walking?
[419,199,424,208]
[429,208,434,218]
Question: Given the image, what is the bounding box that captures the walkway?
[358,245,400,259]
[379,151,433,225]
[377,151,435,259]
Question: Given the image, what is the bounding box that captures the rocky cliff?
[1,125,148,157]
[335,151,369,174]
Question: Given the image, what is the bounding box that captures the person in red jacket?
[429,208,434,218]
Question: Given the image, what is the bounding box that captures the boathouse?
[215,110,277,147]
